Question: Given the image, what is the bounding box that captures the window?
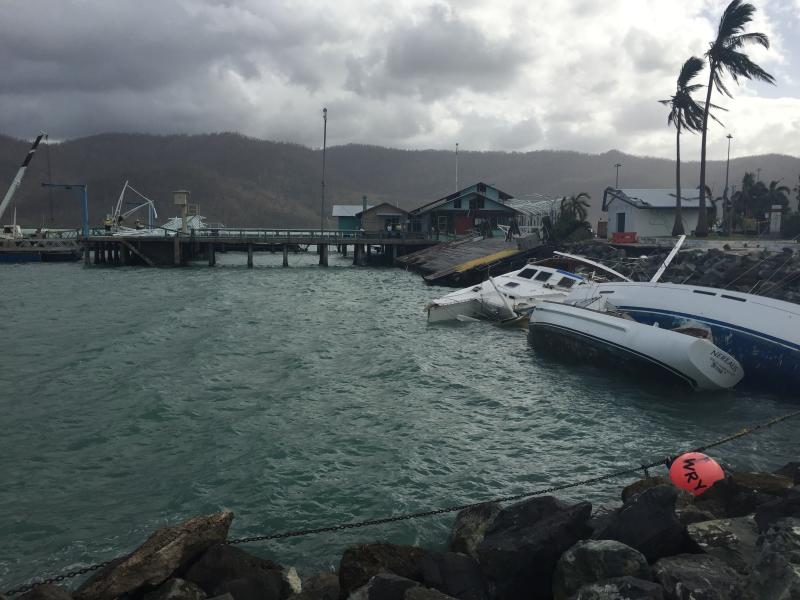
[454,198,462,209]
[478,197,485,209]
[517,268,538,279]
[535,271,552,282]
[504,282,520,288]
[557,277,577,288]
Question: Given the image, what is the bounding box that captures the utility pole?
[756,167,761,183]
[724,134,733,234]
[614,163,622,189]
[320,107,328,233]
[455,143,459,192]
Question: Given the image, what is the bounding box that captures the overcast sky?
[1,0,798,160]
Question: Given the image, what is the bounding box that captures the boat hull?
[529,302,743,391]
[566,282,800,391]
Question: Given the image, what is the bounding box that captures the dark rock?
[749,517,800,599]
[185,544,293,599]
[289,572,338,600]
[732,472,795,496]
[675,506,716,527]
[206,595,234,600]
[18,585,73,600]
[653,554,747,599]
[348,574,419,600]
[418,552,486,600]
[774,462,800,485]
[592,485,689,563]
[448,503,501,558]
[339,543,430,599]
[212,575,285,600]
[405,588,458,600]
[571,576,665,600]
[76,511,234,600]
[686,516,758,573]
[754,488,800,533]
[694,472,793,519]
[143,578,207,600]
[621,478,669,503]
[477,496,592,600]
[552,539,650,600]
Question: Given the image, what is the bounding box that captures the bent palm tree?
[697,0,775,236]
[560,193,591,222]
[660,56,709,236]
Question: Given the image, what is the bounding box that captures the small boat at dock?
[528,297,744,391]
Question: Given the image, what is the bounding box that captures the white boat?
[528,297,744,391]
[564,280,800,391]
[426,264,586,323]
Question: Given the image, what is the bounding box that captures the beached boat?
[563,280,800,391]
[528,297,744,391]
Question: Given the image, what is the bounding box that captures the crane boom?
[0,132,46,223]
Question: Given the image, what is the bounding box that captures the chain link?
[6,407,800,596]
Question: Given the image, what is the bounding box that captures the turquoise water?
[1,252,798,589]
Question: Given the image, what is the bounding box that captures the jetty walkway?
[80,228,437,267]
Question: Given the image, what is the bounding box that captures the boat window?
[557,277,577,288]
[599,290,615,294]
[721,294,746,302]
[517,268,538,279]
[534,271,552,282]
[693,290,717,296]
[505,282,520,288]
[471,286,481,291]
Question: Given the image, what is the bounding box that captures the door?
[616,212,626,232]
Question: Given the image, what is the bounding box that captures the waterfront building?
[332,204,373,231]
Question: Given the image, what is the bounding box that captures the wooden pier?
[80,228,437,267]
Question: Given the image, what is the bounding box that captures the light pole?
[320,107,328,233]
[724,133,733,234]
[614,163,622,189]
[756,167,761,182]
[455,143,459,192]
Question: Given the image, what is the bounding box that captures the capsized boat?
[528,297,744,391]
[563,280,800,391]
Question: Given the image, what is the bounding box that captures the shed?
[408,182,521,236]
[356,202,409,232]
[602,187,719,239]
[333,204,373,231]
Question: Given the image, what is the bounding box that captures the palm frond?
[717,0,756,41]
[677,56,705,87]
[727,31,770,50]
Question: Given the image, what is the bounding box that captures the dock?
[80,228,437,267]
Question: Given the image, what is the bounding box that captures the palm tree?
[696,0,775,237]
[765,180,791,211]
[559,193,590,222]
[659,57,708,236]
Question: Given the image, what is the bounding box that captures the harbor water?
[1,252,798,588]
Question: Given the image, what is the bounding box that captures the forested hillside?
[1,132,798,228]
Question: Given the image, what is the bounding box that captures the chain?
[6,407,800,596]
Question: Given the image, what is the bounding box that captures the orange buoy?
[669,452,725,496]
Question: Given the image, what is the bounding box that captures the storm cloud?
[0,0,797,159]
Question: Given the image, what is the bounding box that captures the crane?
[0,132,47,228]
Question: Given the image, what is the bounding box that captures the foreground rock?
[749,517,800,600]
[348,574,420,600]
[185,544,296,600]
[571,576,665,600]
[288,572,338,600]
[477,496,592,600]
[694,472,794,519]
[754,487,800,532]
[18,585,73,600]
[653,554,748,600]
[448,503,501,559]
[686,516,759,573]
[592,486,689,563]
[75,511,234,600]
[142,578,206,600]
[552,540,650,600]
[339,544,432,598]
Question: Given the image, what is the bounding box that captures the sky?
[0,0,798,160]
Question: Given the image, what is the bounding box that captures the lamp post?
[614,163,622,189]
[756,167,761,182]
[320,107,328,234]
[41,182,88,237]
[455,143,459,192]
[724,133,733,234]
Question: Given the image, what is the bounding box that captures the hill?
[1,132,798,228]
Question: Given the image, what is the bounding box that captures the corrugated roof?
[614,188,701,208]
[332,204,373,217]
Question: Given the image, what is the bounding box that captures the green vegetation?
[552,193,593,241]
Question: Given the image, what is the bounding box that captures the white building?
[603,188,720,239]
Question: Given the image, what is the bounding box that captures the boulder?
[774,463,800,485]
[592,485,689,563]
[448,503,501,558]
[405,589,458,600]
[477,496,592,600]
[653,554,747,600]
[686,516,758,573]
[418,552,486,600]
[184,544,293,600]
[552,540,650,600]
[348,574,419,600]
[754,488,800,533]
[211,576,286,600]
[339,543,431,598]
[621,478,668,503]
[694,473,794,519]
[206,596,234,600]
[289,572,338,600]
[75,511,234,600]
[18,585,73,600]
[570,576,665,600]
[143,578,207,600]
[749,517,800,600]
[674,505,716,527]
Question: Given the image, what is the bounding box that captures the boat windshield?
[517,268,538,279]
[534,271,552,282]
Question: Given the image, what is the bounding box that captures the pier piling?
[247,244,254,268]
[282,245,289,267]
[319,244,328,267]
[208,244,216,267]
